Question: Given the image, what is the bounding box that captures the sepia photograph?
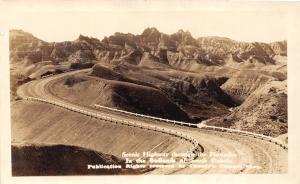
[1,1,300,184]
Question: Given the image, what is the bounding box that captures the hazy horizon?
[8,11,287,43]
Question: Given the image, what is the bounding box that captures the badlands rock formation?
[10,28,287,136]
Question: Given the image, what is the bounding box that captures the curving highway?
[16,69,287,174]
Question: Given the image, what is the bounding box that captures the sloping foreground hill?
[12,143,146,176]
[11,100,190,160]
[11,100,191,175]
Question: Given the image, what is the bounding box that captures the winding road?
[16,69,287,174]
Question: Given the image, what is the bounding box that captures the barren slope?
[47,64,237,122]
[207,80,287,136]
[221,71,274,103]
[11,100,190,157]
[50,74,191,122]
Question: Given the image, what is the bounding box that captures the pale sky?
[7,11,287,43]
